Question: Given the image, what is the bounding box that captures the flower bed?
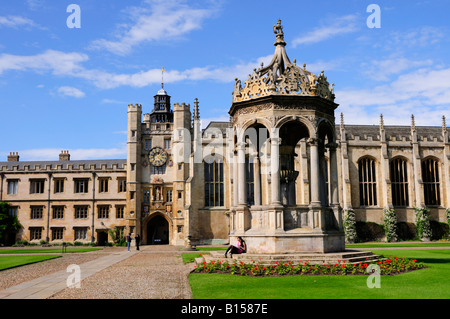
[193,255,425,277]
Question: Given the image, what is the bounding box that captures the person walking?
[126,233,132,251]
[135,234,140,251]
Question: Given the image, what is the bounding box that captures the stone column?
[254,154,261,206]
[327,142,342,230]
[237,141,247,206]
[270,136,281,205]
[308,137,321,205]
[327,142,339,206]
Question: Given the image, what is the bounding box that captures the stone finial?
[442,115,447,132]
[7,152,19,162]
[340,112,344,130]
[380,114,384,130]
[193,98,200,120]
[59,150,70,161]
[411,114,416,131]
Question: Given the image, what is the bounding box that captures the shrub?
[356,222,384,242]
[383,208,398,242]
[396,222,416,241]
[447,208,450,227]
[414,207,432,240]
[343,209,358,243]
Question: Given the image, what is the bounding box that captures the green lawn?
[189,249,450,299]
[347,242,450,248]
[0,248,102,254]
[0,255,62,271]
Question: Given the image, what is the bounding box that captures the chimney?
[7,152,19,162]
[59,150,70,161]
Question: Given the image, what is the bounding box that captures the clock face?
[149,147,168,167]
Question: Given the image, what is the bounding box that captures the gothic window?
[54,178,65,193]
[52,206,64,219]
[204,157,224,207]
[75,206,88,219]
[97,205,110,219]
[150,164,166,175]
[52,228,64,240]
[421,158,441,206]
[74,178,89,193]
[31,206,43,219]
[74,227,88,240]
[116,206,125,219]
[358,157,377,207]
[390,158,409,207]
[30,227,42,240]
[7,179,18,194]
[30,179,45,194]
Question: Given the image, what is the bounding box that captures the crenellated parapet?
[0,159,127,173]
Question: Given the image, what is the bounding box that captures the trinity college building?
[1,21,449,251]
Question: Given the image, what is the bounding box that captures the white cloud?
[0,15,38,29]
[101,98,127,105]
[0,48,274,89]
[291,14,359,47]
[0,50,88,75]
[90,0,218,56]
[336,66,450,126]
[361,57,434,81]
[57,86,85,98]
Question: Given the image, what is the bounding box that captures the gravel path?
[50,245,194,299]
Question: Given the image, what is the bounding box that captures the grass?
[0,255,61,271]
[347,242,450,248]
[0,247,102,254]
[182,252,211,264]
[189,249,450,299]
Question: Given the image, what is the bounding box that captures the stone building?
[0,20,448,249]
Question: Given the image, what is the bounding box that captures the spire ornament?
[232,20,335,103]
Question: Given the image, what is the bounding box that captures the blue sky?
[0,0,449,161]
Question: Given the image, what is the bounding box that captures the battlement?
[337,125,448,143]
[0,159,127,173]
[128,103,142,111]
[173,102,190,111]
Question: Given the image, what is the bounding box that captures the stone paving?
[0,245,195,299]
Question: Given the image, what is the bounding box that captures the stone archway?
[146,214,169,245]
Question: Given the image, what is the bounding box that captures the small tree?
[108,226,125,246]
[414,207,432,241]
[383,208,398,242]
[343,209,358,243]
[0,202,22,244]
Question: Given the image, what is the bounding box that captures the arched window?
[390,158,409,207]
[421,158,440,206]
[204,157,224,207]
[358,157,377,207]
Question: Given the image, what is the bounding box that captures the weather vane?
[161,67,166,89]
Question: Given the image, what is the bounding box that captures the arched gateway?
[228,19,344,253]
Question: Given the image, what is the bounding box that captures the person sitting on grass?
[224,236,247,258]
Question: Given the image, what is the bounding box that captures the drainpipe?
[91,172,96,243]
[46,172,52,242]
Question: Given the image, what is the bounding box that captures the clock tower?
[126,80,192,246]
